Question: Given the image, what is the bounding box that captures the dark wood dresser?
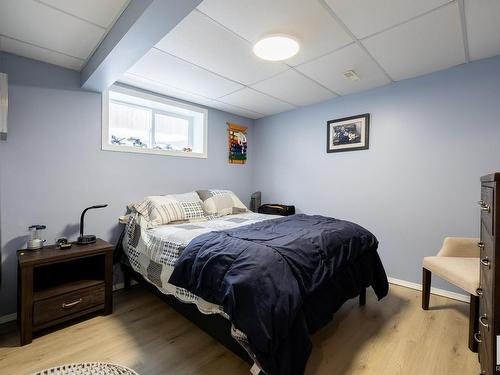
[478,173,500,374]
[17,239,113,345]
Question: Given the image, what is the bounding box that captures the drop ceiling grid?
[148,46,300,110]
[36,0,129,29]
[189,7,343,96]
[119,72,266,119]
[362,3,466,81]
[0,0,129,70]
[152,6,340,114]
[155,10,290,86]
[0,0,494,119]
[464,0,500,61]
[147,11,307,116]
[151,6,341,113]
[196,0,354,66]
[124,0,475,118]
[0,35,85,70]
[183,0,464,105]
[311,0,470,85]
[192,1,381,94]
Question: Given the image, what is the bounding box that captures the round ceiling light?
[253,35,300,61]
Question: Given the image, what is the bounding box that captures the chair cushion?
[423,256,479,295]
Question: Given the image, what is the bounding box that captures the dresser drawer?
[479,336,491,375]
[481,186,495,237]
[479,286,493,375]
[33,283,105,327]
[480,225,495,264]
[479,288,493,335]
[479,317,494,375]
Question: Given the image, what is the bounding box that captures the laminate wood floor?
[0,284,480,375]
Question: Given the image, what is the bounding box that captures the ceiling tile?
[218,88,294,116]
[0,0,106,59]
[120,74,263,119]
[251,69,336,107]
[325,0,451,39]
[295,43,391,96]
[39,0,129,28]
[156,10,288,85]
[209,101,264,119]
[120,72,217,108]
[128,49,244,99]
[362,3,465,81]
[0,35,85,70]
[465,0,500,61]
[197,0,353,66]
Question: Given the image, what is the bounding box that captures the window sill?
[102,144,208,159]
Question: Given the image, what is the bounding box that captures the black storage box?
[258,204,295,216]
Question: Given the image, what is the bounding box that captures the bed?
[116,196,388,375]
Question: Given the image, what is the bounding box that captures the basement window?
[102,85,207,158]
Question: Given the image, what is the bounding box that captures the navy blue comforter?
[169,214,388,375]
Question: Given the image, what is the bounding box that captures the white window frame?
[102,85,208,158]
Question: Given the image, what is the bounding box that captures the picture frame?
[326,113,370,153]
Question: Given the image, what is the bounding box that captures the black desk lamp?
[77,204,108,245]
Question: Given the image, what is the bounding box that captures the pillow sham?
[196,190,248,217]
[165,191,201,203]
[129,193,205,228]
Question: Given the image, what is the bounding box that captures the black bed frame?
[120,258,253,363]
[115,227,368,368]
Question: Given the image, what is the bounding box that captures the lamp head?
[77,204,108,245]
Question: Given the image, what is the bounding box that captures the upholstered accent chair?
[422,237,480,352]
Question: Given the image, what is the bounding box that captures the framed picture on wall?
[327,113,370,153]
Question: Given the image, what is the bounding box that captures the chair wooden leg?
[359,287,366,306]
[469,294,479,353]
[422,268,431,310]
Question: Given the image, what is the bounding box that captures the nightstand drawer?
[33,283,105,327]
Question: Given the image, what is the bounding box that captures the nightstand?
[17,239,113,345]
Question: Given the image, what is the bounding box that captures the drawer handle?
[474,332,482,343]
[480,205,491,213]
[478,242,485,250]
[478,200,491,213]
[476,288,483,296]
[62,298,82,309]
[481,257,491,268]
[480,314,489,329]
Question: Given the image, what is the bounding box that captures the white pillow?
[166,191,202,203]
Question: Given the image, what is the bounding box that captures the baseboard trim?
[388,276,470,303]
[0,313,17,325]
[113,280,138,291]
[0,277,469,325]
[113,282,125,291]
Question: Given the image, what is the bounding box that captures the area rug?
[32,362,139,375]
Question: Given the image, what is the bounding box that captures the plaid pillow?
[130,195,206,228]
[196,190,248,217]
[180,201,205,220]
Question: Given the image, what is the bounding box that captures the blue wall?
[0,52,254,316]
[1,50,500,317]
[253,55,500,292]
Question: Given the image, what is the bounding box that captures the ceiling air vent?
[343,70,360,81]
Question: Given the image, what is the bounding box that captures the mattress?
[123,211,281,358]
